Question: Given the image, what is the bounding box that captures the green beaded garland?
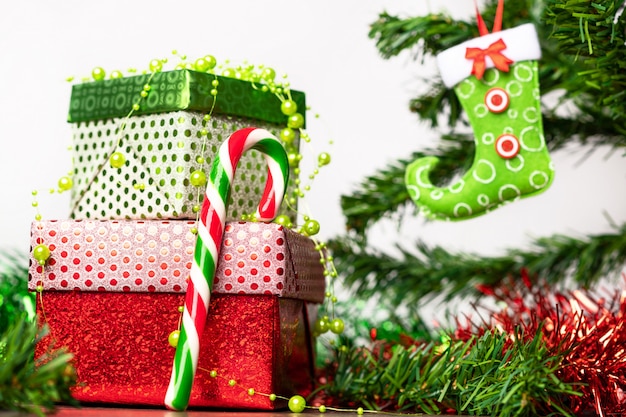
[149,59,163,72]
[274,214,292,228]
[287,113,304,129]
[318,152,331,167]
[190,170,207,187]
[330,318,345,334]
[288,395,306,413]
[58,176,73,191]
[168,330,180,347]
[109,152,126,168]
[288,152,301,168]
[280,99,298,116]
[314,317,329,334]
[33,244,51,264]
[92,67,106,81]
[194,57,211,72]
[302,219,320,236]
[261,67,276,82]
[203,55,217,70]
[280,127,296,145]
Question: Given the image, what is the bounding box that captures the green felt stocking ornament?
[405,0,554,220]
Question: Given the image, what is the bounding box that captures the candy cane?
[164,127,289,411]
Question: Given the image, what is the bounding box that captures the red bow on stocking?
[465,38,513,80]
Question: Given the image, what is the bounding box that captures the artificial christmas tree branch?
[328,223,626,307]
[544,0,626,120]
[319,329,578,417]
[0,253,77,415]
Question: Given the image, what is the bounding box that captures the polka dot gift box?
[68,69,305,222]
[28,220,325,409]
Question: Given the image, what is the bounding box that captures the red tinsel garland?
[461,269,626,417]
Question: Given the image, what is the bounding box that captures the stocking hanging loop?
[475,0,505,35]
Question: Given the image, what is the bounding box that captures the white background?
[1,1,624,310]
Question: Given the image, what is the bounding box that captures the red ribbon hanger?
[467,0,511,80]
[475,0,504,36]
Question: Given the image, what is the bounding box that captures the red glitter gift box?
[28,220,325,409]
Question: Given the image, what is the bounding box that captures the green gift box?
[68,69,305,221]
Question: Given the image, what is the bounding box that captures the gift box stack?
[28,67,326,409]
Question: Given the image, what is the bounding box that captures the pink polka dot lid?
[28,220,325,303]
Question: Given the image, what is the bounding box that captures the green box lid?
[68,69,306,126]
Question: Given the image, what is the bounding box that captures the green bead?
[318,405,327,413]
[288,395,306,413]
[194,57,211,72]
[287,113,304,129]
[318,152,331,167]
[168,330,180,347]
[273,214,292,228]
[280,128,296,145]
[57,176,73,191]
[190,170,207,187]
[357,407,364,415]
[228,379,236,387]
[302,219,320,236]
[329,318,345,334]
[92,67,106,81]
[222,68,236,78]
[314,317,329,334]
[288,152,301,168]
[247,388,255,396]
[109,152,126,168]
[33,244,51,263]
[204,55,217,70]
[110,70,123,79]
[149,59,163,72]
[261,67,276,82]
[280,99,298,116]
[269,393,277,401]
[209,370,218,378]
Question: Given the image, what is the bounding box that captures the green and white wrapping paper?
[68,70,305,221]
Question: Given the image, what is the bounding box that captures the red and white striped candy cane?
[165,127,289,410]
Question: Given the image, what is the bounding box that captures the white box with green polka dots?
[67,70,305,222]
